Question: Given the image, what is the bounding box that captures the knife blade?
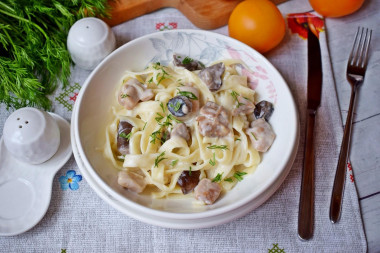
[298,27,323,241]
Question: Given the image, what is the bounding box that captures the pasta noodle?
[103,57,274,204]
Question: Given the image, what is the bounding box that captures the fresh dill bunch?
[0,0,111,110]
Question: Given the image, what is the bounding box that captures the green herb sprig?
[233,171,247,181]
[177,89,198,100]
[230,91,245,108]
[209,153,216,166]
[119,132,132,140]
[0,0,110,110]
[154,151,166,167]
[207,145,229,150]
[212,172,223,182]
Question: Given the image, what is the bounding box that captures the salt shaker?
[3,107,60,164]
[67,17,116,70]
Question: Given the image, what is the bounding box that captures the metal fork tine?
[361,29,372,69]
[356,28,366,67]
[354,27,365,67]
[348,27,361,67]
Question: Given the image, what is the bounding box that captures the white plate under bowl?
[71,104,299,228]
[73,29,299,221]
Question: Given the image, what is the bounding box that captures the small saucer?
[0,113,72,236]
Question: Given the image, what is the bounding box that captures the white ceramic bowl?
[73,30,299,225]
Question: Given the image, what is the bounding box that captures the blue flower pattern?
[59,170,82,190]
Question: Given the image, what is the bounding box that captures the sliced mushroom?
[177,170,201,194]
[253,100,274,121]
[167,95,193,118]
[117,121,133,156]
[194,178,222,205]
[197,101,230,138]
[232,95,255,116]
[173,54,204,71]
[177,85,200,114]
[245,118,275,152]
[171,123,190,141]
[198,62,225,92]
[117,170,147,193]
[118,78,154,109]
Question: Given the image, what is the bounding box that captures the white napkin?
[0,1,366,252]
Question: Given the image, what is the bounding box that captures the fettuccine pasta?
[103,56,275,204]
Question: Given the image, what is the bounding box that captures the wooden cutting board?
[103,0,287,30]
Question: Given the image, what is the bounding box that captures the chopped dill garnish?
[177,89,198,100]
[182,56,193,65]
[235,138,241,141]
[143,122,147,130]
[119,132,132,140]
[160,102,165,113]
[120,93,129,98]
[152,63,170,86]
[155,113,164,123]
[159,116,173,128]
[161,130,169,143]
[167,114,182,123]
[230,90,244,108]
[171,159,178,166]
[147,77,153,83]
[189,166,192,176]
[169,101,181,112]
[224,178,233,182]
[233,171,247,181]
[154,151,166,167]
[150,130,161,144]
[251,132,258,141]
[209,153,216,166]
[207,145,229,150]
[212,172,223,182]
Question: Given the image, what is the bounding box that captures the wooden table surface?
[324,0,379,251]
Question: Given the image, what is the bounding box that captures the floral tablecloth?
[0,0,367,252]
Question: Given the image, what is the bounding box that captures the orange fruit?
[309,0,365,17]
[228,0,286,53]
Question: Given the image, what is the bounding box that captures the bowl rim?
[73,29,299,220]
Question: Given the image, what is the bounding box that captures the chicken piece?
[117,121,133,155]
[171,123,190,141]
[232,95,255,116]
[245,118,275,152]
[194,178,222,205]
[117,171,147,193]
[198,62,225,91]
[177,170,201,194]
[197,101,230,137]
[173,54,204,71]
[118,78,154,109]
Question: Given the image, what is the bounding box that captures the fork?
[330,27,372,223]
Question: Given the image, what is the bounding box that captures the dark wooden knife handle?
[298,109,316,240]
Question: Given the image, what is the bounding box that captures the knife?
[298,27,323,241]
